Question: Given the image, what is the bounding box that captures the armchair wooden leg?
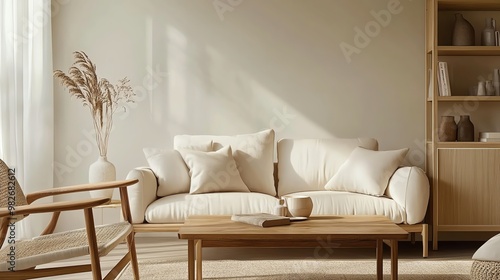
[127,232,140,280]
[84,207,103,280]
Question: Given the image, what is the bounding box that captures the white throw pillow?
[324,147,409,196]
[178,146,250,194]
[473,233,500,262]
[174,129,275,195]
[144,143,212,197]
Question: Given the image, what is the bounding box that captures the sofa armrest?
[126,167,158,223]
[385,166,430,225]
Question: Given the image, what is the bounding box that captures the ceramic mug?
[283,195,313,217]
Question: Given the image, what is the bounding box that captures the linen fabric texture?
[174,129,276,196]
[277,138,378,196]
[473,233,500,262]
[324,147,409,196]
[143,142,212,197]
[178,146,250,194]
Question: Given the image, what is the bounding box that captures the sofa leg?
[421,224,428,258]
[398,223,428,258]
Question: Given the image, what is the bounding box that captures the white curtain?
[0,0,54,239]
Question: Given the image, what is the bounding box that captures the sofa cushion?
[143,142,212,197]
[178,146,250,194]
[289,190,405,224]
[473,233,500,262]
[277,138,378,196]
[143,149,189,196]
[174,129,276,196]
[145,192,279,223]
[324,147,409,196]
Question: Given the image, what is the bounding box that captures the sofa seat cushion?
[289,191,405,224]
[145,192,279,223]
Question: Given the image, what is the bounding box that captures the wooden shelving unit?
[426,0,500,251]
[438,46,500,56]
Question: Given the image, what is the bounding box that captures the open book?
[231,213,291,227]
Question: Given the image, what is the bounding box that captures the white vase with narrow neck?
[89,156,116,199]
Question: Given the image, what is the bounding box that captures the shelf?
[438,0,500,11]
[438,46,500,56]
[437,96,500,102]
[436,142,500,148]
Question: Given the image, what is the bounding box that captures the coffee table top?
[178,215,408,241]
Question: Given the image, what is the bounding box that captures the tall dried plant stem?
[54,51,135,158]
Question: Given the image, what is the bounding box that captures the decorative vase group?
[439,115,474,142]
[89,156,116,199]
[472,69,500,96]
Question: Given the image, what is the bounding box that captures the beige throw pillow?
[174,129,275,195]
[324,147,409,196]
[143,143,212,197]
[179,146,250,194]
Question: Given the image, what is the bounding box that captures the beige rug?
[118,259,472,279]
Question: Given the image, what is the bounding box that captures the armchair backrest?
[0,159,28,209]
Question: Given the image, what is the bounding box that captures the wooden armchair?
[0,159,139,279]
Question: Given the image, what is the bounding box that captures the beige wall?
[52,0,425,231]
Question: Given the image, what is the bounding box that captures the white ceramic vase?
[88,156,116,199]
[482,18,496,46]
[477,81,486,96]
[493,69,500,96]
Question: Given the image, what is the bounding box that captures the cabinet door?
[437,149,500,226]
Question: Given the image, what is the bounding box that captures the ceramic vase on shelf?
[438,116,457,142]
[482,18,496,46]
[457,115,475,142]
[88,156,116,200]
[452,13,475,46]
[477,81,486,96]
[486,80,496,96]
[494,69,500,96]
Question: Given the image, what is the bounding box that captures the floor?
[35,232,482,279]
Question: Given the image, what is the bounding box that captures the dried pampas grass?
[54,51,135,157]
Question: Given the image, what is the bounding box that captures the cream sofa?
[126,129,430,256]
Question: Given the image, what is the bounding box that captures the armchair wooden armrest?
[26,179,138,204]
[0,198,110,218]
[21,179,137,237]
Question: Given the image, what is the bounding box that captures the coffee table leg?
[391,239,398,280]
[376,239,383,280]
[196,240,202,280]
[188,240,195,280]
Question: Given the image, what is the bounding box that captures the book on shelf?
[437,61,451,96]
[231,213,291,227]
[496,31,500,46]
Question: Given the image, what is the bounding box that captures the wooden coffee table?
[178,215,408,280]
